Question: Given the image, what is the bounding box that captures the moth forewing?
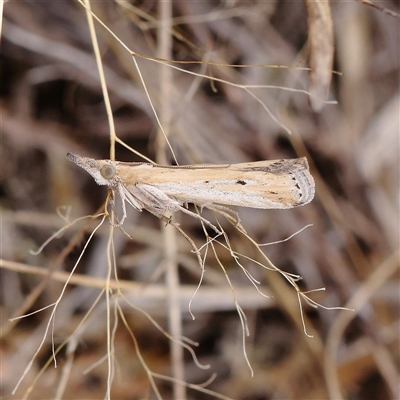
[117,158,314,210]
[66,153,315,223]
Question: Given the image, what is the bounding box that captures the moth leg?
[104,190,131,238]
[213,205,248,236]
[107,190,125,226]
[116,184,144,225]
[175,205,223,235]
[121,186,144,211]
[170,221,204,267]
[136,183,222,235]
[137,206,205,268]
[108,191,117,222]
[117,185,128,225]
[206,204,243,228]
[163,215,173,227]
[150,211,205,268]
[135,183,182,212]
[151,212,174,227]
[118,225,133,240]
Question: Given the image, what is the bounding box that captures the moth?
[66,153,315,225]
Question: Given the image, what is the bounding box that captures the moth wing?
[114,158,314,210]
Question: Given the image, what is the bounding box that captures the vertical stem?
[83,0,116,160]
[157,1,186,399]
[156,0,172,165]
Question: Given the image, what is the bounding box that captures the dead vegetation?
[1,1,399,399]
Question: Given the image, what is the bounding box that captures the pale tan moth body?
[66,153,315,224]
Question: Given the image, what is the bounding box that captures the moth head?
[67,153,118,188]
[99,164,116,180]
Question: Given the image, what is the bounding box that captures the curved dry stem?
[151,372,234,400]
[117,302,163,399]
[29,213,106,256]
[76,0,317,144]
[14,286,106,399]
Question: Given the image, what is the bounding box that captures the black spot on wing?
[237,180,247,185]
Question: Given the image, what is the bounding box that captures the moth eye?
[100,164,116,180]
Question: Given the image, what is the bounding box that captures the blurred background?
[1,1,399,399]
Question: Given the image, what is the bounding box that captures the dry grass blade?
[356,0,399,17]
[1,1,398,399]
[305,0,334,111]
